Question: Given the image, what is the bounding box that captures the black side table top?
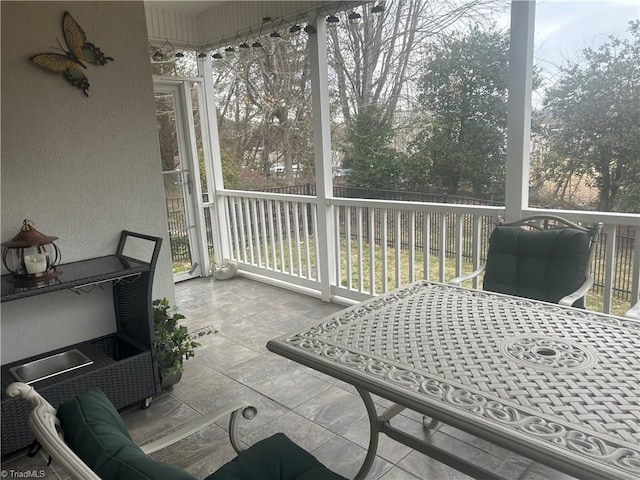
[1,255,148,302]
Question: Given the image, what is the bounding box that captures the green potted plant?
[152,298,214,388]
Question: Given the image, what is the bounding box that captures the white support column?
[308,15,336,302]
[198,57,232,266]
[505,0,535,221]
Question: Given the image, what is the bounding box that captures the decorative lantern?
[2,219,61,283]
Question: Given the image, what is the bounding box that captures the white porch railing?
[330,199,502,302]
[220,191,321,293]
[209,190,639,316]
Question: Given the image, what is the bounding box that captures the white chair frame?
[625,301,640,320]
[6,382,257,479]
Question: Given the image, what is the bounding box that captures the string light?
[150,40,175,61]
[239,30,252,49]
[287,15,302,33]
[326,14,339,24]
[268,18,283,38]
[251,17,268,49]
[152,4,378,62]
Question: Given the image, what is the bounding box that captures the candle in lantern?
[25,253,47,274]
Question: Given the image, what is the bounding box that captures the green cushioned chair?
[450,215,603,308]
[6,383,347,480]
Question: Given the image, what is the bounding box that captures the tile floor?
[1,276,579,479]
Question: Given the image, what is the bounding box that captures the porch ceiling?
[144,1,359,49]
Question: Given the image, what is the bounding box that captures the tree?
[212,32,315,189]
[208,1,504,191]
[342,105,407,191]
[327,0,505,131]
[541,21,640,213]
[407,26,510,197]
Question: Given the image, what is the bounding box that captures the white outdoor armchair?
[450,215,603,308]
[6,382,346,480]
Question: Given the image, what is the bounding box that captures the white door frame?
[154,79,209,282]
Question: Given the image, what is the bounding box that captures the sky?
[499,0,640,106]
[534,0,639,74]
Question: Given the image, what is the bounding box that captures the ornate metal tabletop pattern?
[271,282,640,479]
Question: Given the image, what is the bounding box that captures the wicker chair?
[450,215,603,308]
[6,382,346,480]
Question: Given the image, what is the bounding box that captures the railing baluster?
[455,214,464,278]
[369,207,376,295]
[439,213,447,282]
[284,201,294,275]
[409,210,416,283]
[632,227,640,304]
[267,200,276,270]
[472,215,482,289]
[293,202,302,277]
[258,199,268,269]
[346,207,353,290]
[250,199,261,266]
[395,209,401,289]
[227,197,239,261]
[382,209,388,293]
[312,205,320,281]
[603,224,617,313]
[423,211,431,281]
[275,200,285,272]
[357,207,364,293]
[334,206,341,287]
[237,197,248,264]
[303,201,312,279]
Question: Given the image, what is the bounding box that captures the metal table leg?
[354,387,380,480]
[354,387,506,480]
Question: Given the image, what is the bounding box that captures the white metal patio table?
[266,281,640,480]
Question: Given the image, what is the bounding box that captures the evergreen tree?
[541,21,640,212]
[343,105,407,192]
[408,26,510,198]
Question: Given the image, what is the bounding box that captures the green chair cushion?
[205,433,347,480]
[483,226,590,307]
[57,388,195,480]
[58,389,346,480]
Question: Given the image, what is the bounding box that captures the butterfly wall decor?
[30,11,113,97]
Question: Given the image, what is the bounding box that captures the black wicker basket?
[1,334,157,457]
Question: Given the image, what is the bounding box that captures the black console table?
[1,231,163,457]
[1,255,147,301]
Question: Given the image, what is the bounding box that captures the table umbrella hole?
[535,348,557,357]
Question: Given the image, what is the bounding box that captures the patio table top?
[267,281,640,480]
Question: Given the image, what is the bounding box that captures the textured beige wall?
[1,1,174,363]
